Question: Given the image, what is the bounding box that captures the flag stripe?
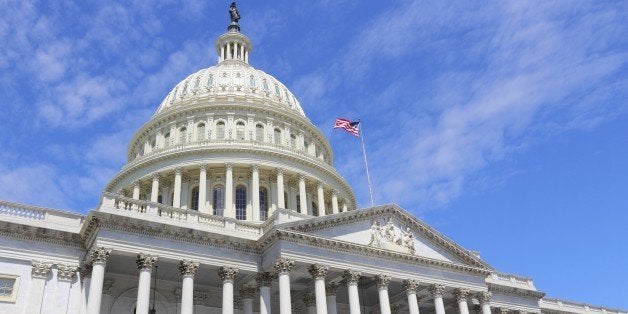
[333,118,359,137]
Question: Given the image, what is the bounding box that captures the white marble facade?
[0,4,624,314]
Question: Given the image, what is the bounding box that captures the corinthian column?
[375,275,391,314]
[136,254,158,314]
[403,279,420,314]
[150,174,160,202]
[225,163,234,218]
[308,264,329,314]
[298,175,307,213]
[331,191,339,214]
[275,258,295,314]
[198,165,208,213]
[256,272,273,314]
[252,164,260,221]
[27,261,53,314]
[132,180,141,200]
[342,270,361,314]
[430,284,446,314]
[240,287,256,314]
[219,266,239,314]
[303,293,317,314]
[316,182,326,216]
[179,260,199,314]
[173,167,182,207]
[326,282,339,314]
[479,291,492,314]
[276,168,285,209]
[86,247,112,314]
[455,288,470,314]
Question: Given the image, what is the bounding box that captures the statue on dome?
[229,2,241,24]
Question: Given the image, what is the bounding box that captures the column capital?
[88,246,112,265]
[136,253,158,270]
[179,260,200,276]
[342,269,361,285]
[391,304,401,314]
[303,292,316,307]
[454,288,470,302]
[429,283,446,298]
[31,261,53,279]
[79,264,93,279]
[251,164,260,171]
[199,164,207,171]
[239,286,256,299]
[308,263,328,279]
[57,264,78,282]
[332,189,338,197]
[133,180,141,187]
[298,173,306,182]
[403,279,420,294]
[218,266,239,282]
[274,257,294,274]
[317,181,324,189]
[255,272,274,287]
[175,167,183,175]
[276,167,284,175]
[375,274,391,290]
[478,291,492,304]
[225,162,233,170]
[326,281,340,296]
[152,173,161,181]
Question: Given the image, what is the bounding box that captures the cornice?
[0,221,84,249]
[488,282,545,299]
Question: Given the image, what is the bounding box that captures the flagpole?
[358,120,375,207]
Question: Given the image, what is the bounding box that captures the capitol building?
[0,4,624,314]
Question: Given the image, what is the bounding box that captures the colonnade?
[84,248,493,314]
[219,40,249,63]
[127,163,350,221]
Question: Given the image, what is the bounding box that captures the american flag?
[333,118,360,137]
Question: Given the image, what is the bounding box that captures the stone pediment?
[279,204,491,269]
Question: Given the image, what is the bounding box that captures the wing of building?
[0,4,624,314]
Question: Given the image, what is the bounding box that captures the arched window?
[249,75,256,88]
[284,192,289,209]
[303,139,310,152]
[213,186,224,216]
[255,124,264,142]
[206,74,214,88]
[296,195,301,213]
[290,134,296,148]
[191,187,199,210]
[197,123,206,141]
[235,186,247,220]
[260,187,268,220]
[179,127,187,144]
[274,128,282,145]
[216,121,225,139]
[164,133,170,148]
[312,202,319,216]
[236,122,245,140]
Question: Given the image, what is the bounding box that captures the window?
[274,128,281,145]
[255,124,264,141]
[191,187,199,210]
[216,121,225,139]
[304,139,310,152]
[290,134,296,148]
[249,75,256,87]
[182,82,189,96]
[179,127,187,144]
[207,74,214,87]
[164,133,170,147]
[193,76,200,90]
[274,84,280,95]
[150,138,156,150]
[235,186,247,220]
[0,275,19,303]
[213,186,224,216]
[157,195,163,204]
[260,187,268,220]
[236,122,245,140]
[284,192,289,209]
[312,202,319,216]
[296,195,301,213]
[262,79,269,91]
[197,123,206,141]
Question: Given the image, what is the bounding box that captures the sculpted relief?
[368,218,416,255]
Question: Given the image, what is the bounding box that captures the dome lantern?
[216,2,252,64]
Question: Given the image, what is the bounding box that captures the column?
[219,266,239,314]
[276,168,285,209]
[317,182,326,216]
[303,293,316,314]
[375,275,391,314]
[403,279,420,314]
[240,287,255,314]
[430,284,446,314]
[308,264,328,314]
[455,289,470,314]
[150,174,160,202]
[331,191,339,214]
[199,165,208,213]
[56,264,78,314]
[256,272,273,314]
[298,175,307,214]
[135,254,157,314]
[252,164,260,221]
[27,261,52,313]
[342,270,361,314]
[86,247,112,314]
[326,282,339,314]
[132,181,140,200]
[225,163,234,218]
[274,258,295,314]
[221,46,225,61]
[173,167,182,207]
[479,291,492,314]
[79,265,92,314]
[342,202,348,212]
[179,260,199,314]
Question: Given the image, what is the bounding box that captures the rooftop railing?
[0,200,85,232]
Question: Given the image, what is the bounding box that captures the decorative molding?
[218,266,238,282]
[403,279,419,294]
[256,272,274,287]
[179,260,200,276]
[488,283,545,298]
[342,269,361,285]
[0,221,84,249]
[274,257,294,274]
[308,264,328,279]
[31,261,52,279]
[136,253,158,270]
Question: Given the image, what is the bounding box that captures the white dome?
[155,61,305,117]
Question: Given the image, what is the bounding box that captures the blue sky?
[1,0,627,308]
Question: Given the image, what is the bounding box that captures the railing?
[100,192,265,236]
[490,272,534,288]
[0,200,85,231]
[540,298,627,314]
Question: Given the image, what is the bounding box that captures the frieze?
[368,217,416,255]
